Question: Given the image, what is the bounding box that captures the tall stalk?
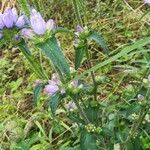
[72,0,98,101]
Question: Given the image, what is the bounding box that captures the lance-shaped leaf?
[49,93,63,116]
[18,40,48,80]
[75,46,86,70]
[37,36,70,78]
[33,83,43,106]
[88,31,109,54]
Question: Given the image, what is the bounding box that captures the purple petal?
[76,25,84,33]
[0,13,5,29]
[144,0,150,4]
[72,80,78,88]
[46,19,56,30]
[21,28,34,39]
[30,9,46,35]
[2,8,14,28]
[16,15,26,28]
[44,83,59,96]
[12,8,18,23]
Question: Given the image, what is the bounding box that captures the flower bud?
[137,94,144,101]
[44,80,59,96]
[30,9,46,35]
[2,8,14,28]
[77,25,84,33]
[16,15,26,28]
[46,19,56,31]
[21,28,34,39]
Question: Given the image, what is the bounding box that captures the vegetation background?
[0,0,149,149]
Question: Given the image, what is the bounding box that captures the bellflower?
[30,9,56,35]
[0,13,5,29]
[2,8,14,28]
[30,9,47,35]
[46,19,56,30]
[15,15,26,28]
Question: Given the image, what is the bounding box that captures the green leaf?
[37,36,70,78]
[85,104,99,125]
[68,112,85,124]
[18,40,47,80]
[75,46,86,70]
[33,83,43,106]
[126,103,141,118]
[80,129,97,150]
[49,93,63,115]
[88,31,109,53]
[75,36,150,80]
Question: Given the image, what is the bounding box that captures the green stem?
[72,0,83,26]
[73,94,90,124]
[85,49,98,101]
[124,105,150,148]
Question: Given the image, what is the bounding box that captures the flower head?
[44,81,59,96]
[30,9,46,35]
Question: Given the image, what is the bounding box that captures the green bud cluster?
[85,123,102,133]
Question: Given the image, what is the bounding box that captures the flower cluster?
[21,9,56,39]
[0,7,27,39]
[44,73,64,96]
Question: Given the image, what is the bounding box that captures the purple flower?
[21,28,34,39]
[46,19,56,30]
[2,8,14,28]
[16,15,26,28]
[0,33,3,39]
[65,101,77,110]
[72,80,78,88]
[0,13,5,29]
[137,94,144,101]
[76,25,84,33]
[30,9,46,35]
[12,8,18,23]
[13,34,20,41]
[44,80,59,96]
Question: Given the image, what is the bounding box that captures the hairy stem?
[85,49,98,101]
